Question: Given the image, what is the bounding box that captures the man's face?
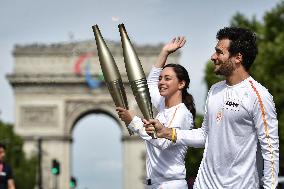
[0,147,5,162]
[211,39,236,76]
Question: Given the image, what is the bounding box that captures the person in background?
[0,143,16,189]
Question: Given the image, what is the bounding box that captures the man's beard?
[214,59,236,76]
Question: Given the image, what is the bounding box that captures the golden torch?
[92,24,133,136]
[118,23,156,138]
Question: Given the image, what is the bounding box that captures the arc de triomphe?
[7,39,179,189]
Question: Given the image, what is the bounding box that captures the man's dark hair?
[216,27,258,71]
[0,143,6,150]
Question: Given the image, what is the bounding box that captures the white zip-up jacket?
[176,77,279,189]
[128,67,194,181]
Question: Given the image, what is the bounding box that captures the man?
[145,27,279,189]
[0,143,15,189]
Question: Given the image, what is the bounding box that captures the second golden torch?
[118,24,156,138]
[92,24,133,136]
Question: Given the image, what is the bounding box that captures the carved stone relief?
[20,105,58,127]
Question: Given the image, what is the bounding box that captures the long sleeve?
[127,115,170,149]
[252,90,279,189]
[147,66,163,109]
[129,105,194,150]
[148,105,193,150]
[176,127,207,148]
[175,115,207,148]
[128,116,152,140]
[175,93,210,148]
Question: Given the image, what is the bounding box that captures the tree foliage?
[204,1,284,175]
[0,120,37,189]
[185,114,204,180]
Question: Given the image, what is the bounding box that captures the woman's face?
[158,67,185,98]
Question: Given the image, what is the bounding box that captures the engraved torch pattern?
[92,24,133,135]
[118,24,154,124]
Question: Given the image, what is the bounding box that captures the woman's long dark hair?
[163,63,196,120]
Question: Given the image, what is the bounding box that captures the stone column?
[122,135,145,189]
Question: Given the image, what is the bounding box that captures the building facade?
[7,39,180,189]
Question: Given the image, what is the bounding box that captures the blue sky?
[0,0,279,188]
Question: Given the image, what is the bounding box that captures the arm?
[154,37,186,68]
[146,108,193,150]
[175,124,207,148]
[146,94,210,148]
[147,67,163,108]
[8,179,16,189]
[7,166,15,189]
[175,102,209,148]
[128,112,193,147]
[146,119,207,148]
[174,87,212,147]
[116,107,152,140]
[252,92,279,189]
[147,37,186,108]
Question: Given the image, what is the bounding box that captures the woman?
[116,37,195,189]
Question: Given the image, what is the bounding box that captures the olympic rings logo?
[73,52,104,89]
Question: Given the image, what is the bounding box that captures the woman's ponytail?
[182,90,196,121]
[164,63,196,122]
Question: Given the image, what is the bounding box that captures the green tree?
[185,114,204,180]
[204,1,284,175]
[0,120,37,189]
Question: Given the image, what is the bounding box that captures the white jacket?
[176,77,279,189]
[128,67,194,181]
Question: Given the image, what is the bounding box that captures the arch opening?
[71,112,123,189]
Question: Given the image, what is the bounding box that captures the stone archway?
[7,39,180,188]
[70,110,123,188]
[67,102,144,189]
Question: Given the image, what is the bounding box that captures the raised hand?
[155,36,186,68]
[162,36,186,54]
